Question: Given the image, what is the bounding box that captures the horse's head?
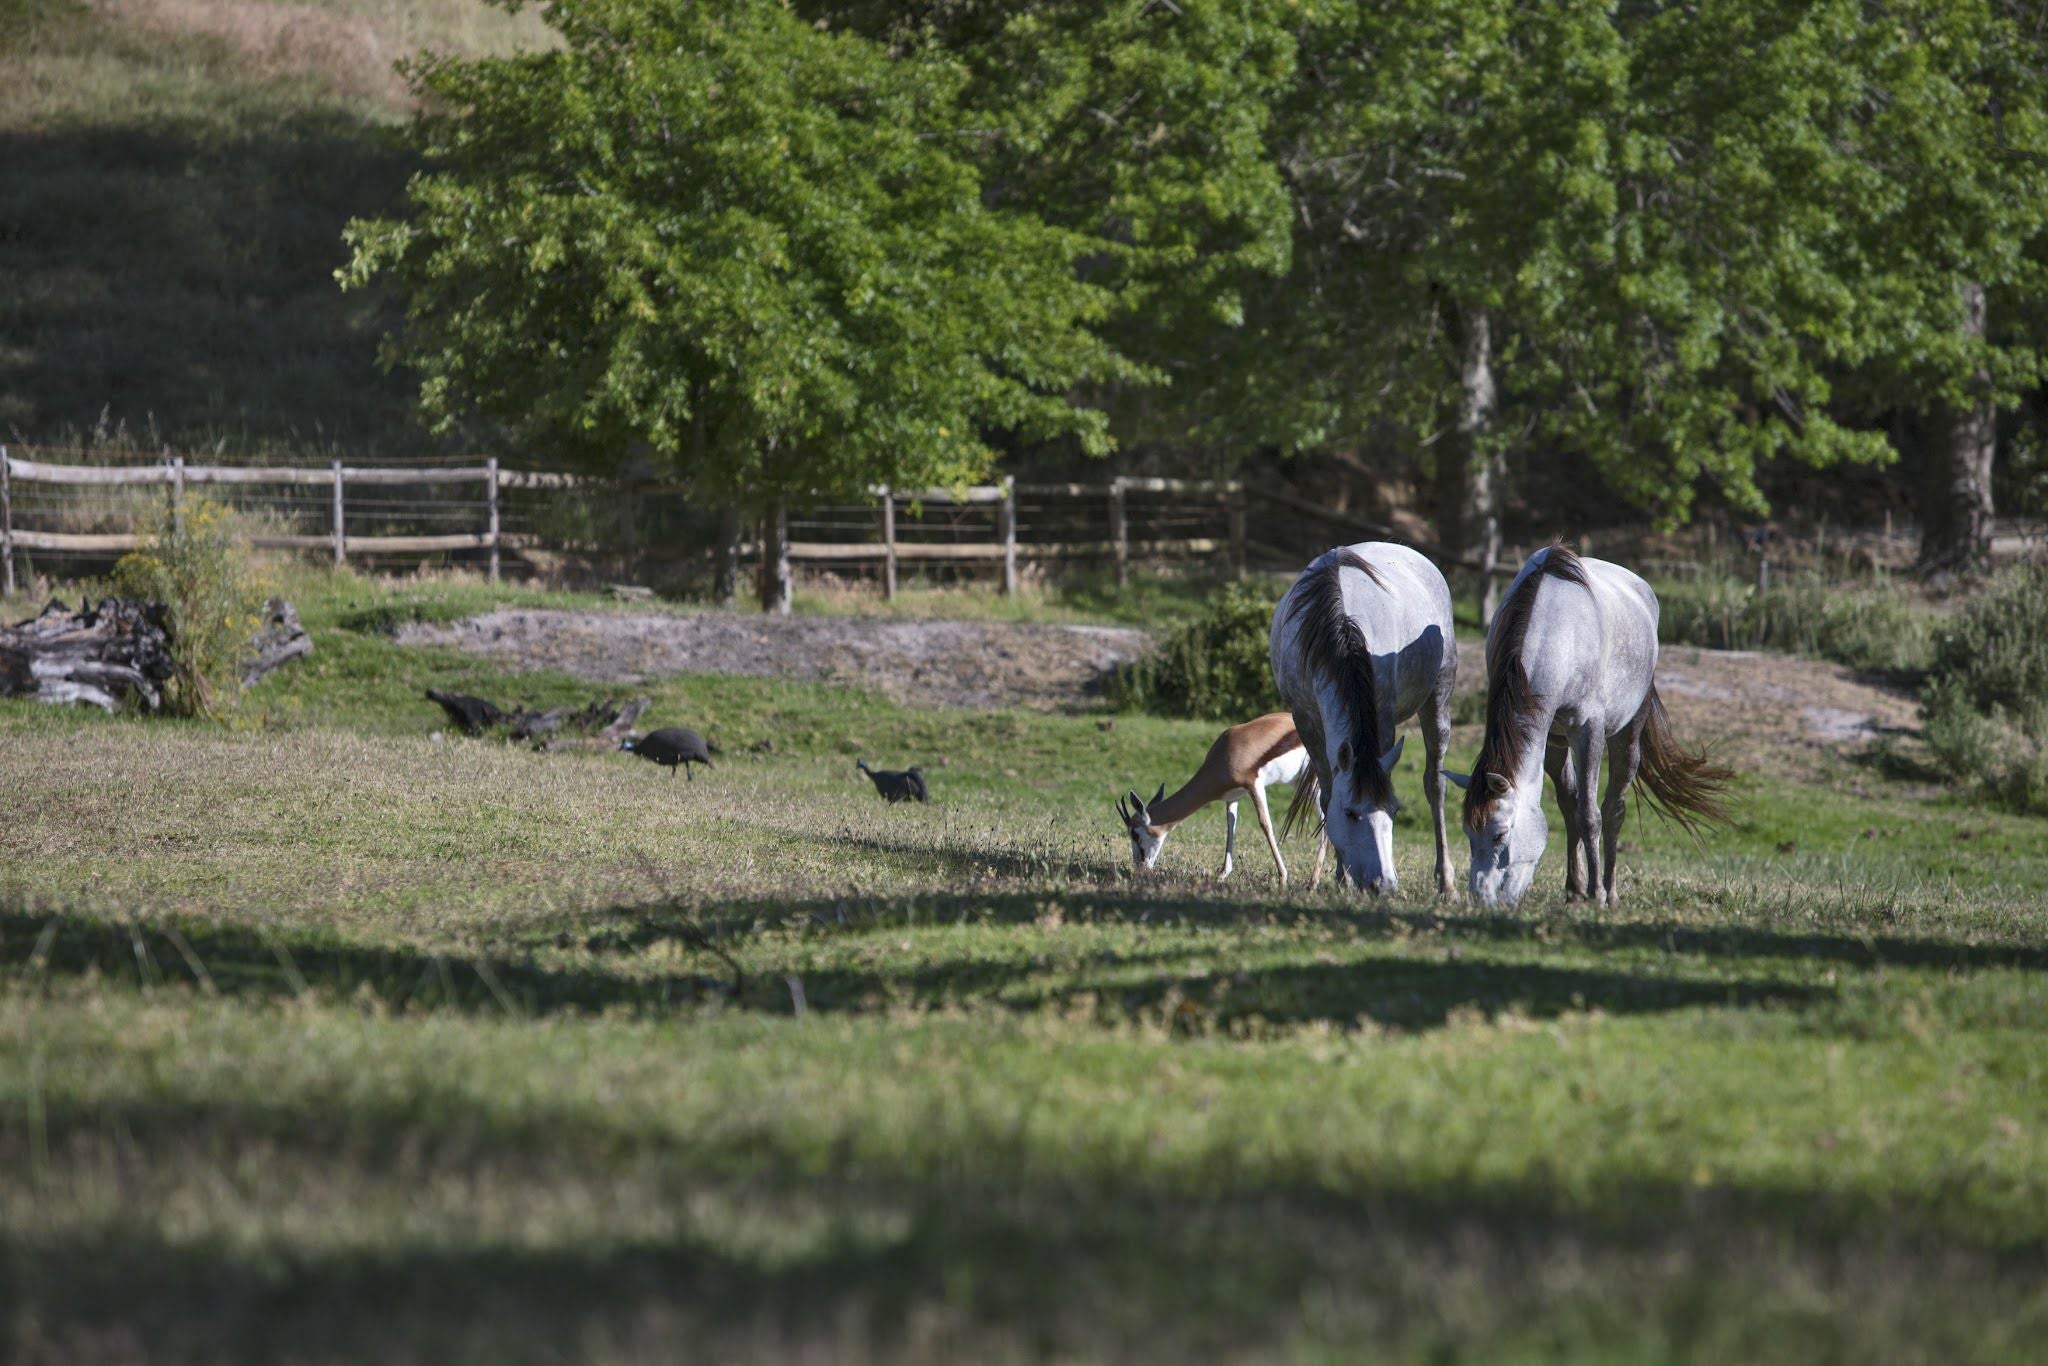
[1117,784,1169,871]
[1448,769,1546,906]
[1323,734,1405,894]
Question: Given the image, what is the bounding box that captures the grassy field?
[4,571,2048,1362]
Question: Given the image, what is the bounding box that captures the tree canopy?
[341,0,1145,504]
[347,0,2048,570]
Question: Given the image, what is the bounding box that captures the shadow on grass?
[588,887,2048,977]
[0,904,1827,1033]
[3,1097,2044,1364]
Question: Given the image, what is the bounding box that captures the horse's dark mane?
[1464,542,1590,832]
[1287,549,1392,807]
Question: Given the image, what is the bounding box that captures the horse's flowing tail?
[1635,685,1735,836]
[1281,769,1324,841]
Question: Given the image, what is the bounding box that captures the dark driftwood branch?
[243,597,312,687]
[425,688,652,748]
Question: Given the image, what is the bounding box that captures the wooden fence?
[1,446,1503,600]
[0,447,585,595]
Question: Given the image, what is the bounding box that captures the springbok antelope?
[1117,712,1326,885]
[1448,543,1733,906]
[1270,543,1457,894]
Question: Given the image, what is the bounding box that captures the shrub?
[112,495,265,719]
[1920,563,2048,815]
[1106,582,1279,721]
[1927,562,2048,714]
[1655,575,1935,673]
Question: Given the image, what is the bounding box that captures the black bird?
[426,688,505,736]
[621,727,714,780]
[858,759,928,803]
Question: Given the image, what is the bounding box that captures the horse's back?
[1270,541,1454,717]
[1520,552,1658,729]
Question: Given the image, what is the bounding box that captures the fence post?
[1477,514,1502,630]
[1756,553,1770,596]
[1109,476,1128,588]
[880,485,897,601]
[1,445,14,598]
[331,461,345,566]
[167,450,184,536]
[1228,484,1247,581]
[485,456,501,583]
[1000,475,1017,597]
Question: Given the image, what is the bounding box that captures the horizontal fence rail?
[0,447,1557,604]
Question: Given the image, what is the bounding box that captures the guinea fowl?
[426,688,505,736]
[857,759,928,804]
[621,727,714,780]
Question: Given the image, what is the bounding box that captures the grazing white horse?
[1448,544,1732,906]
[1269,543,1457,894]
[1118,711,1328,886]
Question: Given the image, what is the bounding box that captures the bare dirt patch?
[1651,647,1919,775]
[399,608,1920,765]
[396,608,1149,712]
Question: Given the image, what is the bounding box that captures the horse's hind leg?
[1422,678,1455,897]
[1571,723,1608,904]
[1602,714,1646,904]
[1544,736,1586,899]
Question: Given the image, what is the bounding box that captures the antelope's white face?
[1452,772,1547,906]
[1118,785,1168,871]
[1324,736,1405,894]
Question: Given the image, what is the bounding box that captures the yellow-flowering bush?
[112,496,263,719]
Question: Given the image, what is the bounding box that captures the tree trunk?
[757,500,792,614]
[714,504,741,606]
[1919,281,1996,576]
[1434,303,1500,565]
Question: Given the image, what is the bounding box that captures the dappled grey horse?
[1269,542,1456,895]
[1449,544,1732,907]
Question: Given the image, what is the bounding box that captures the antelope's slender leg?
[1221,799,1239,879]
[1249,783,1288,886]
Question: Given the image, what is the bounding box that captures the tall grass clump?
[112,496,265,718]
[1920,562,2048,814]
[1105,582,1279,721]
[1655,575,1935,673]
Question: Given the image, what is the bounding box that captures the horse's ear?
[1152,783,1165,807]
[1444,770,1471,791]
[1485,771,1511,797]
[1378,736,1405,774]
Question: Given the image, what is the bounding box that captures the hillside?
[0,0,549,457]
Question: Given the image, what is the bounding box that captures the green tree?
[343,0,1139,609]
[1247,1,2048,559]
[797,2,1303,467]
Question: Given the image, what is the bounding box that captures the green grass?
[4,569,2048,1361]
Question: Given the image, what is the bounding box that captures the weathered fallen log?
[243,597,313,687]
[2,596,312,712]
[0,599,175,711]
